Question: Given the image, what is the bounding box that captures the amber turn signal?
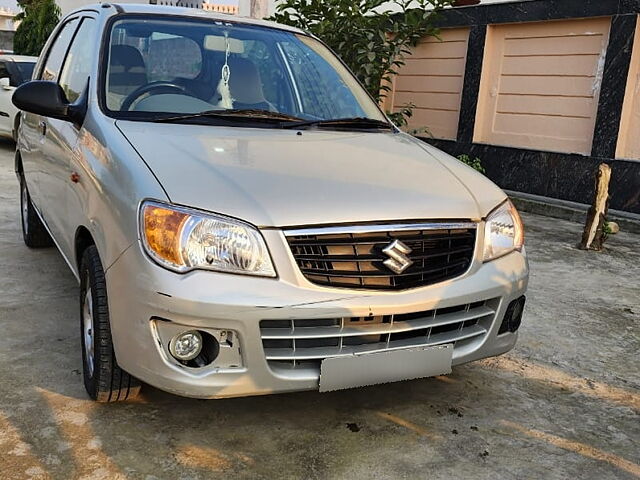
[142,204,189,266]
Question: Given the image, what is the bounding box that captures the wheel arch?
[75,226,96,272]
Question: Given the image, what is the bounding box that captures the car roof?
[0,55,38,63]
[69,3,305,35]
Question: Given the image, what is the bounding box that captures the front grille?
[286,223,476,290]
[260,299,497,370]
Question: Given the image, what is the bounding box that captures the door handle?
[38,120,46,136]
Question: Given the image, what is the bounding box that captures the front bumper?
[106,230,529,399]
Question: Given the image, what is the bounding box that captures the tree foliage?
[14,0,61,56]
[269,0,453,123]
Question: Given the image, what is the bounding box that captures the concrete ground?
[0,138,638,480]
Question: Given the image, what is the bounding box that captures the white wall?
[0,9,16,31]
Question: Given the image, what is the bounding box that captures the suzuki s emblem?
[382,240,413,274]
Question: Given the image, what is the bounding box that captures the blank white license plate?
[319,344,453,392]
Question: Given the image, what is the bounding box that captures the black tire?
[80,245,141,402]
[20,175,54,248]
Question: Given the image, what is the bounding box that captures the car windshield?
[15,62,35,84]
[103,17,387,126]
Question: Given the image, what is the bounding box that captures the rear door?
[20,18,79,217]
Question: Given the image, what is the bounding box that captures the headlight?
[483,200,524,262]
[140,201,276,276]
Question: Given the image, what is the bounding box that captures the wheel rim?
[20,182,28,234]
[82,286,95,378]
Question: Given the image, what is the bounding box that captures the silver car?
[13,4,528,402]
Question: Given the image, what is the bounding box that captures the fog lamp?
[169,330,203,361]
[498,296,526,334]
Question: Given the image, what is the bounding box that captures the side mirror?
[12,80,86,126]
[0,77,11,90]
[13,81,70,121]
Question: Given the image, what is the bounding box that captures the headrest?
[110,45,146,71]
[108,44,147,95]
[228,57,265,105]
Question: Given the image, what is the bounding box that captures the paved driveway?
[0,139,638,480]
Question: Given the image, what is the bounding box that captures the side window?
[0,61,19,87]
[41,18,79,81]
[59,18,97,103]
[14,62,36,85]
[8,64,21,87]
[0,61,9,81]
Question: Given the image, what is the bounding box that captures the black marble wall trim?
[456,25,486,144]
[621,0,640,14]
[425,139,640,214]
[435,0,635,28]
[592,14,638,159]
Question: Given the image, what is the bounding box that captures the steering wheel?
[121,81,189,111]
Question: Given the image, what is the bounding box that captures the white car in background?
[0,55,37,140]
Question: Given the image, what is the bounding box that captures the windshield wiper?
[152,111,394,131]
[153,109,305,124]
[279,117,394,130]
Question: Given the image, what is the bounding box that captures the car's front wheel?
[20,175,53,248]
[80,245,141,402]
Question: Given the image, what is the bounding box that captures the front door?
[21,18,79,219]
[48,16,98,261]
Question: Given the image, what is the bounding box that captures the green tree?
[269,0,453,124]
[14,0,61,56]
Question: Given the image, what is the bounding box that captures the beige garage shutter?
[616,17,640,160]
[389,28,470,139]
[474,18,612,155]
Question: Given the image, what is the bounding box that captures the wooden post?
[580,163,612,251]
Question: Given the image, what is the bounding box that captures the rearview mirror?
[0,77,11,90]
[12,80,86,125]
[204,35,244,53]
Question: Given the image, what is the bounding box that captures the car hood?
[116,121,506,227]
